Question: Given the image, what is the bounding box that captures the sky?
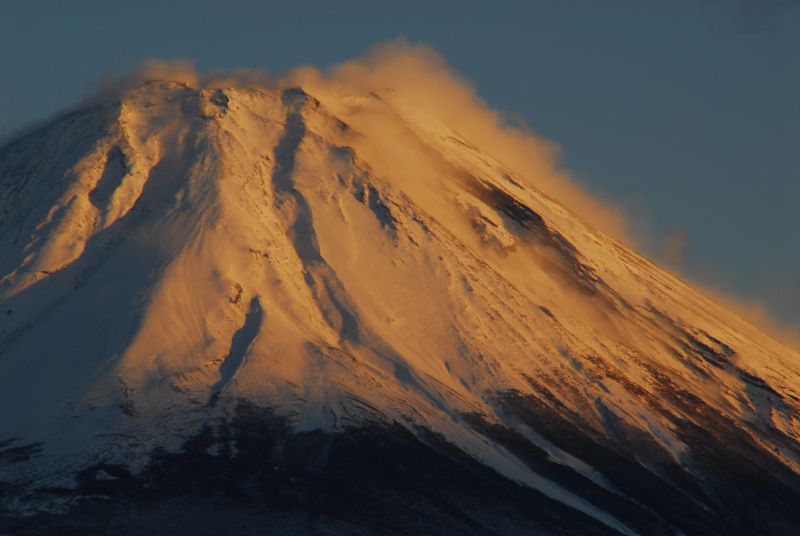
[1,0,798,336]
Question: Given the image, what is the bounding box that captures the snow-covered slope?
[2,81,800,535]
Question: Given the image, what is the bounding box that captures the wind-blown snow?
[1,80,799,531]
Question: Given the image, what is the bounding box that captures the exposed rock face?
[1,81,799,535]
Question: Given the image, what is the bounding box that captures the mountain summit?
[2,80,800,535]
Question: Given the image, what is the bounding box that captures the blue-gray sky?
[1,0,798,335]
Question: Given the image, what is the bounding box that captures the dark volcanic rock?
[2,404,624,536]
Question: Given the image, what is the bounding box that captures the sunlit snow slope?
[2,81,800,535]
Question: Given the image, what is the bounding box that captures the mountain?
[1,80,800,535]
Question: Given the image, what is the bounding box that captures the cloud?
[284,38,631,242]
[67,38,629,245]
[662,227,689,266]
[85,57,276,105]
[699,285,800,351]
[11,37,798,351]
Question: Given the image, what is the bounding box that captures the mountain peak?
[2,82,800,535]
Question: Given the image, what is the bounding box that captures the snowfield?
[1,80,799,535]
